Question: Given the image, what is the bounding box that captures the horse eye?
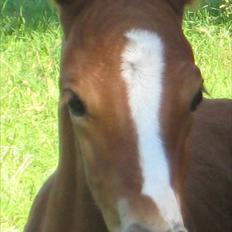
[68,94,86,117]
[190,89,203,112]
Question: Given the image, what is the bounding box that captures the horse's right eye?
[68,94,86,117]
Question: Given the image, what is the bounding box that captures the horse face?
[58,1,202,231]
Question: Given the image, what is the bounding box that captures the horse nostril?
[165,224,188,232]
[125,223,188,232]
[125,223,151,232]
[173,225,188,232]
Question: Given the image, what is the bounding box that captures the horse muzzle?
[123,223,188,232]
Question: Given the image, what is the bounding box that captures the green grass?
[1,1,60,231]
[1,1,231,231]
[184,4,232,98]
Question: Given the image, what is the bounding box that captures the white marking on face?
[121,29,184,228]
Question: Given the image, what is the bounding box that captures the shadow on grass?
[1,0,59,35]
[184,1,231,33]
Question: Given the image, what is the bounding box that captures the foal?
[24,0,232,232]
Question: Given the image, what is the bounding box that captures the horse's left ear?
[167,0,193,16]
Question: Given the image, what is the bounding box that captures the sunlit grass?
[1,1,60,231]
[184,7,232,98]
[1,1,231,231]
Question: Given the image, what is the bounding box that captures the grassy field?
[1,0,231,231]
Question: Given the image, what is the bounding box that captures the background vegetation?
[1,0,231,231]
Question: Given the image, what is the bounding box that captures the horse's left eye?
[190,89,203,111]
[68,94,86,117]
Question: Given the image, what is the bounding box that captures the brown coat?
[24,99,232,232]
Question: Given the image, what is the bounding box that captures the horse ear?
[54,0,89,35]
[167,0,193,16]
[54,0,76,6]
[54,0,87,7]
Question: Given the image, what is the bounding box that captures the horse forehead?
[117,28,185,228]
[62,29,168,119]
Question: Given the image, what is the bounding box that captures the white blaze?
[121,29,184,227]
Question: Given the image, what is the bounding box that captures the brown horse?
[24,0,232,232]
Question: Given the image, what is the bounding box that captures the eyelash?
[68,94,86,117]
[190,89,203,112]
[67,88,203,116]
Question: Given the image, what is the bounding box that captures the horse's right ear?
[54,0,74,6]
[53,0,88,34]
[54,0,86,7]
